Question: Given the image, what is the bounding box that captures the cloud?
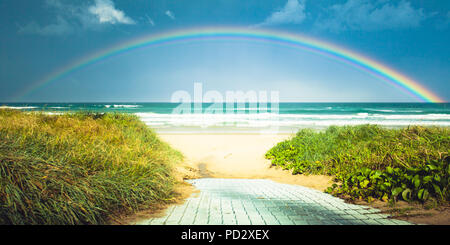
[145,14,155,26]
[255,0,306,27]
[165,10,175,20]
[315,0,428,32]
[18,15,73,36]
[88,0,135,24]
[18,0,135,36]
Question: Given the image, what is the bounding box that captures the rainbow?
[15,27,445,102]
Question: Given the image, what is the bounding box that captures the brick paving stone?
[293,219,308,225]
[134,178,414,225]
[362,219,383,225]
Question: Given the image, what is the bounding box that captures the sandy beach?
[160,133,333,192]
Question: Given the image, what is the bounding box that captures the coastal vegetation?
[0,109,182,224]
[266,125,449,204]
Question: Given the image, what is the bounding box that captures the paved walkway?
[135,178,413,225]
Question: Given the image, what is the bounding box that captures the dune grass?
[0,109,182,224]
[266,125,449,203]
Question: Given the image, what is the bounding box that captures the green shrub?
[266,125,450,203]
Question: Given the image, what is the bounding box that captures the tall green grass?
[266,125,449,203]
[0,109,182,224]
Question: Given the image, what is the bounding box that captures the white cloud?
[165,10,175,20]
[88,0,135,25]
[255,0,306,27]
[18,0,135,36]
[18,15,73,36]
[145,14,155,26]
[315,0,427,32]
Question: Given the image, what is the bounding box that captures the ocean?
[1,103,449,133]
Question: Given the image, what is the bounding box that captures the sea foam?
[135,112,450,129]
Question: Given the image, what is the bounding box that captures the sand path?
[160,134,333,191]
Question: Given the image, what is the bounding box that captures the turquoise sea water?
[1,103,449,133]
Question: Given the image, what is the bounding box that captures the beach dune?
[160,133,333,191]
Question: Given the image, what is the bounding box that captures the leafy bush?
[328,159,449,203]
[266,125,449,203]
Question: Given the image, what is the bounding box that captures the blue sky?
[0,0,449,102]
